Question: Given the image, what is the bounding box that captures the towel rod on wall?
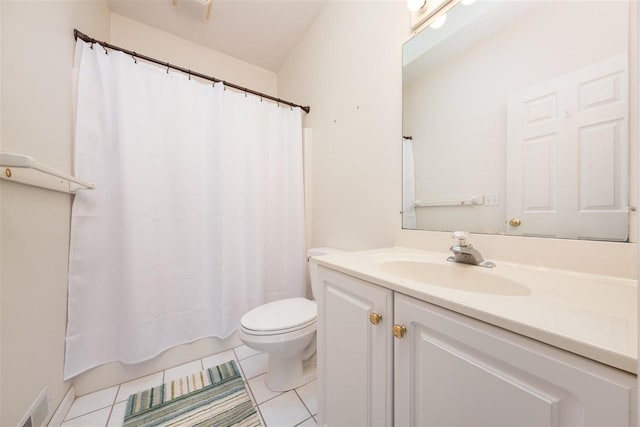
[73,29,311,114]
[414,195,484,207]
[0,152,95,194]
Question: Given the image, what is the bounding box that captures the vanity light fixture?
[430,13,448,29]
[409,0,449,31]
[407,0,427,12]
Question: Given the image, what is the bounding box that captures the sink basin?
[379,261,531,296]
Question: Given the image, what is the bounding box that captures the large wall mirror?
[402,0,635,241]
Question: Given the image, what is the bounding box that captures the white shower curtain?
[402,138,417,229]
[65,41,306,379]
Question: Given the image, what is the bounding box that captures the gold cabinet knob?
[509,218,521,227]
[393,324,407,339]
[369,312,383,325]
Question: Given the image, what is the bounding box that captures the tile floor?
[60,345,317,427]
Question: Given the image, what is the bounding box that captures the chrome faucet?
[446,231,495,268]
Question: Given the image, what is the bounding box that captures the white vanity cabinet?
[316,266,394,427]
[316,266,637,427]
[394,293,636,426]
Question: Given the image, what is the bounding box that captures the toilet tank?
[307,247,345,299]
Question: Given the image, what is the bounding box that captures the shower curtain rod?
[73,29,311,114]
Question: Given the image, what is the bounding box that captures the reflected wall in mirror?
[402,0,636,241]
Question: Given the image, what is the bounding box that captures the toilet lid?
[240,298,317,332]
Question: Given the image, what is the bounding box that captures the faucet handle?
[452,231,470,247]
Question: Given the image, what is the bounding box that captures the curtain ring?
[188,70,191,80]
[132,51,137,64]
[244,90,247,97]
[166,63,170,74]
[212,81,215,88]
[102,44,108,55]
[90,42,94,50]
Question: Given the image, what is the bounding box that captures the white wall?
[0,2,110,426]
[278,1,411,251]
[404,1,632,236]
[0,0,4,422]
[110,13,277,97]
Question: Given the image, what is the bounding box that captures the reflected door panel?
[506,54,628,240]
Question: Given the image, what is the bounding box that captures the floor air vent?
[19,387,49,427]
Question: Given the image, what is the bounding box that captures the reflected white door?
[506,54,628,240]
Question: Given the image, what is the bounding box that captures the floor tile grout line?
[296,376,316,389]
[239,361,267,380]
[236,357,251,380]
[62,384,125,423]
[255,404,267,427]
[111,371,163,395]
[61,405,111,424]
[63,386,120,422]
[294,389,314,419]
[54,385,76,424]
[162,359,205,381]
[234,346,262,362]
[257,390,313,427]
[245,372,289,405]
[233,347,240,360]
[294,415,315,427]
[104,384,121,427]
[243,377,259,408]
[250,385,283,407]
[104,405,114,427]
[238,352,269,381]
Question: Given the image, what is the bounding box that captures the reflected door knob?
[509,218,521,227]
[369,312,383,325]
[393,324,407,338]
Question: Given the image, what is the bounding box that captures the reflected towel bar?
[414,195,484,207]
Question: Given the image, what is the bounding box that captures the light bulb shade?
[407,0,426,12]
[430,13,447,29]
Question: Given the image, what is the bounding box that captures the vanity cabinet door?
[316,267,393,427]
[394,293,636,427]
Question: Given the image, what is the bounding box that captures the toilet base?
[265,352,316,392]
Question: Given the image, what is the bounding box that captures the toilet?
[238,247,342,391]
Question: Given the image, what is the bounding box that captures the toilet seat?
[240,298,317,336]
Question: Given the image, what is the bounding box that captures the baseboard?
[46,386,75,427]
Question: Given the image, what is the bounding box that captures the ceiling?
[108,0,328,72]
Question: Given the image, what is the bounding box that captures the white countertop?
[313,247,638,374]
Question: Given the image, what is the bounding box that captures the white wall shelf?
[0,152,95,194]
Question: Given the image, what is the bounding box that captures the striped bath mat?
[123,360,261,427]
